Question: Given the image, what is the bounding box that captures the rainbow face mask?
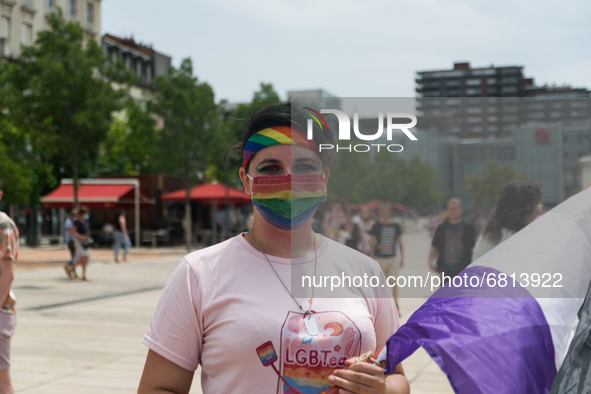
[243,126,326,231]
[249,174,327,231]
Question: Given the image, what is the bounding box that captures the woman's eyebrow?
[255,159,281,166]
[293,157,320,164]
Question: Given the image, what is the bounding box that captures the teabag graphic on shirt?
[277,311,362,394]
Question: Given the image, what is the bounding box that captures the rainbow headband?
[242,126,319,169]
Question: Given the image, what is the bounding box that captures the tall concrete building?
[416,62,590,139]
[0,0,101,61]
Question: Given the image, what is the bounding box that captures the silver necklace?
[249,228,320,336]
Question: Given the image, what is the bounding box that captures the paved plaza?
[10,228,453,393]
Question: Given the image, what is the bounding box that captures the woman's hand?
[328,358,409,394]
[328,358,386,394]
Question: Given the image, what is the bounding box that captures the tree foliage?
[221,83,281,184]
[151,58,219,249]
[463,159,528,208]
[1,9,130,206]
[95,100,157,176]
[328,150,445,208]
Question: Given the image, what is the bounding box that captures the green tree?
[463,159,528,208]
[95,100,158,176]
[222,83,281,182]
[328,150,444,208]
[152,58,218,250]
[2,9,130,207]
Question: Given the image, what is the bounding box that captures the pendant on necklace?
[303,311,319,336]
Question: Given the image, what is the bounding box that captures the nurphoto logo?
[304,108,418,153]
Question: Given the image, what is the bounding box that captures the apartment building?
[0,0,101,60]
[416,62,590,139]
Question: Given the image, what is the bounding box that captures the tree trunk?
[184,185,192,252]
[26,206,38,247]
[72,162,79,209]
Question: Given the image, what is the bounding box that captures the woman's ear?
[239,167,252,196]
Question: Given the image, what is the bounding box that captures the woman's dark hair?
[224,101,337,172]
[482,180,542,244]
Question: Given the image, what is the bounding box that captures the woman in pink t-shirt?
[138,103,409,394]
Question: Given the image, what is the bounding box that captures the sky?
[102,0,591,105]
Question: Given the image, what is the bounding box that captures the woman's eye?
[295,164,320,172]
[256,165,281,172]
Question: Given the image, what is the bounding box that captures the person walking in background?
[114,210,131,263]
[473,180,543,260]
[428,211,447,238]
[428,197,476,279]
[69,206,92,281]
[63,209,78,279]
[357,205,376,255]
[0,182,19,394]
[322,199,346,241]
[343,207,367,252]
[102,222,114,247]
[370,203,404,304]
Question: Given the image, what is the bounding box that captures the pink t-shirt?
[143,234,399,394]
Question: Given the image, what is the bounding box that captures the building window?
[503,115,519,122]
[70,0,77,18]
[21,24,32,45]
[446,80,461,87]
[528,112,545,119]
[466,88,481,96]
[502,105,518,113]
[466,107,482,114]
[527,103,545,110]
[486,78,497,84]
[571,101,588,109]
[146,64,152,85]
[466,79,481,86]
[1,17,11,40]
[0,17,9,40]
[467,116,482,124]
[501,86,518,94]
[445,90,461,97]
[550,111,563,118]
[47,0,54,11]
[86,3,94,30]
[472,69,496,76]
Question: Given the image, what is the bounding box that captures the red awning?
[41,184,155,209]
[161,183,251,206]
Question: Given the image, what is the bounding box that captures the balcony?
[86,21,94,33]
[21,0,35,12]
[0,0,16,5]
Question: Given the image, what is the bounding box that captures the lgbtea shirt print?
[256,311,362,394]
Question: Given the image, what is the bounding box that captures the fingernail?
[328,375,335,382]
